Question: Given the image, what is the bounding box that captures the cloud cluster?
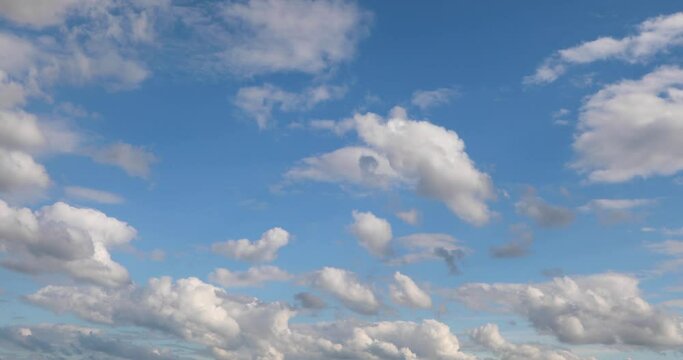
[470,323,595,360]
[454,273,683,349]
[211,227,290,263]
[0,200,136,287]
[526,12,683,84]
[28,275,474,359]
[572,66,683,182]
[287,107,495,225]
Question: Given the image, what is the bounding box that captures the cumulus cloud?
[65,186,124,204]
[287,107,496,225]
[515,189,574,228]
[349,210,393,257]
[216,0,370,75]
[209,265,292,288]
[0,200,136,287]
[28,275,474,359]
[0,149,50,197]
[285,146,401,189]
[392,233,467,274]
[526,12,683,84]
[91,142,157,179]
[411,87,458,110]
[235,83,346,128]
[470,323,595,360]
[211,227,289,263]
[307,267,380,315]
[572,66,683,182]
[580,198,656,224]
[454,273,683,349]
[389,272,432,309]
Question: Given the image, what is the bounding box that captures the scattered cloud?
[515,189,575,228]
[64,186,124,205]
[349,210,393,257]
[580,198,656,224]
[211,227,290,263]
[209,265,292,288]
[91,142,157,179]
[454,273,683,349]
[526,12,683,84]
[306,267,380,315]
[395,208,420,225]
[572,66,683,182]
[392,233,467,274]
[491,224,534,258]
[411,87,459,110]
[390,271,432,309]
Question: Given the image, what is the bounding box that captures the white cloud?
[395,208,420,225]
[287,107,495,225]
[28,275,475,359]
[349,210,393,257]
[0,200,136,287]
[572,66,683,182]
[470,323,596,360]
[235,83,346,128]
[217,0,369,75]
[526,12,683,84]
[411,87,458,110]
[647,240,683,274]
[0,148,50,196]
[307,267,380,315]
[0,0,84,27]
[285,146,401,189]
[209,265,292,288]
[211,227,289,263]
[65,186,124,204]
[454,273,683,349]
[91,142,157,178]
[390,272,432,309]
[515,189,574,228]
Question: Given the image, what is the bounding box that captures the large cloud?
[572,66,683,182]
[470,323,595,360]
[287,107,495,225]
[454,273,683,349]
[0,200,136,287]
[211,227,290,263]
[526,12,683,84]
[28,276,475,359]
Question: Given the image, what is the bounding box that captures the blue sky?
[1,0,683,359]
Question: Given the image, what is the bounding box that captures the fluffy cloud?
[217,0,370,75]
[572,66,683,182]
[211,227,290,263]
[389,272,432,309]
[287,107,495,225]
[307,267,380,315]
[454,273,683,349]
[285,146,401,189]
[515,189,574,228]
[65,186,124,204]
[411,88,458,110]
[0,149,49,196]
[0,323,180,360]
[91,142,158,179]
[28,276,474,359]
[235,83,346,128]
[526,12,683,84]
[392,233,467,274]
[209,265,292,288]
[470,323,595,360]
[0,200,136,287]
[349,210,393,257]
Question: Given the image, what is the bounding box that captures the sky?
[0,0,683,359]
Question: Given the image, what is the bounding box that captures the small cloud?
[395,208,420,226]
[490,224,533,259]
[64,186,124,204]
[90,142,157,179]
[411,87,458,110]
